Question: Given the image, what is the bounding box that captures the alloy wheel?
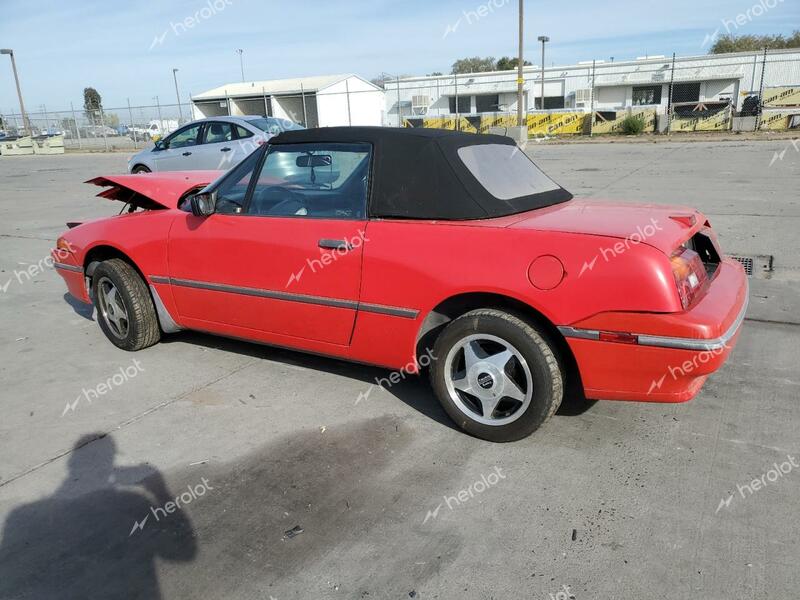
[444,333,533,426]
[96,276,129,339]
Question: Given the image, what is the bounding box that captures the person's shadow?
[0,434,197,600]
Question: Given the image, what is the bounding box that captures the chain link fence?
[393,49,800,137]
[0,101,194,151]
[2,50,799,149]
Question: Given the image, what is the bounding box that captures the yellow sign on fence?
[408,113,588,136]
[527,112,587,136]
[671,106,732,132]
[762,87,800,108]
[592,109,656,134]
[759,110,800,130]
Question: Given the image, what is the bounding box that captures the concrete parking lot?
[0,139,798,599]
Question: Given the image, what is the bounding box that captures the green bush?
[620,114,646,135]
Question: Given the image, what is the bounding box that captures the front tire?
[430,309,563,442]
[131,165,151,174]
[92,259,161,351]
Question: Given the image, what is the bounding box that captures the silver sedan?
[126,115,303,173]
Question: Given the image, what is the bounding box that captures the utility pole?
[172,68,183,122]
[516,0,524,127]
[236,49,244,82]
[538,36,549,110]
[1,48,31,134]
[381,72,402,127]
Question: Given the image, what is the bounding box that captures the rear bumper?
[560,258,748,403]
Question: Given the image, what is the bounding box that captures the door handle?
[182,151,192,156]
[220,147,231,152]
[318,238,352,251]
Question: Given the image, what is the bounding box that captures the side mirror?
[153,140,166,151]
[190,191,217,217]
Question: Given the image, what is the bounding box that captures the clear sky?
[0,0,798,113]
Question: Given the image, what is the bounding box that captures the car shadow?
[0,433,197,599]
[162,330,458,430]
[162,330,597,428]
[62,292,94,321]
[556,390,598,416]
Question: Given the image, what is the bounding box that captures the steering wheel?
[251,185,308,216]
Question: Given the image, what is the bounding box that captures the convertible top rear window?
[457,144,561,201]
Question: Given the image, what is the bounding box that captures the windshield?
[259,143,370,191]
[249,117,304,135]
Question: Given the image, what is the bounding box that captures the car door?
[166,141,372,346]
[152,123,203,171]
[196,121,237,170]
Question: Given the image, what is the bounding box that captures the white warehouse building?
[191,74,386,128]
[386,49,800,125]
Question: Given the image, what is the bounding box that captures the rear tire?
[430,309,563,442]
[92,259,160,351]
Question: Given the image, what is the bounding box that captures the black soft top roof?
[270,126,572,220]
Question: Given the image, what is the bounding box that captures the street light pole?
[516,0,524,127]
[236,49,244,82]
[1,48,31,134]
[172,68,183,122]
[537,36,549,110]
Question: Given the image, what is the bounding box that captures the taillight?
[670,247,707,309]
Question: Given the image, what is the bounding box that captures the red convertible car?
[53,127,747,442]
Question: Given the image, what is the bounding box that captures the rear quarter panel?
[351,219,682,368]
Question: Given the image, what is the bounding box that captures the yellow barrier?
[592,109,657,134]
[480,114,520,133]
[762,87,800,108]
[405,113,589,136]
[671,106,732,132]
[527,112,587,135]
[759,110,800,130]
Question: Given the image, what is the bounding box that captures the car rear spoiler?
[84,171,223,211]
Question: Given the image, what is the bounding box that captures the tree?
[710,31,800,53]
[83,87,102,124]
[495,56,532,71]
[60,117,76,134]
[427,71,444,77]
[451,57,496,74]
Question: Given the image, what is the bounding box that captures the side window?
[235,125,253,139]
[167,124,202,149]
[245,143,371,219]
[202,122,234,144]
[213,150,261,214]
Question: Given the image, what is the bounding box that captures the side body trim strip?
[54,262,83,273]
[149,276,419,320]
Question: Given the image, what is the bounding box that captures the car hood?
[507,198,707,254]
[85,171,224,210]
